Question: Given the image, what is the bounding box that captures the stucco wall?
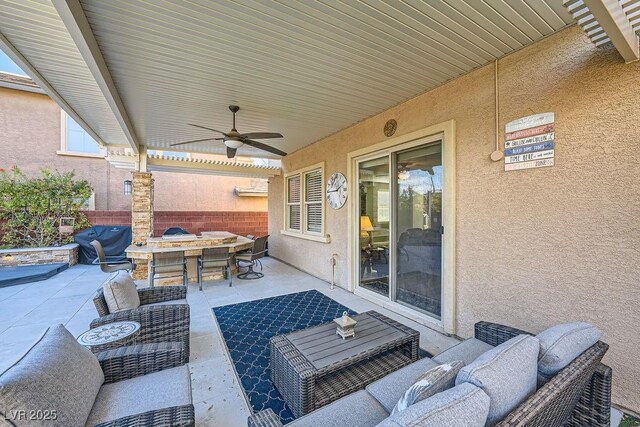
[268,26,640,413]
[0,87,267,212]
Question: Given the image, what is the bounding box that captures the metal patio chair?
[150,251,188,287]
[90,239,134,273]
[197,247,233,290]
[236,235,269,280]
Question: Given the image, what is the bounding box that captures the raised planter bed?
[0,243,79,267]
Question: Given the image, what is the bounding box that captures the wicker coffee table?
[270,311,419,418]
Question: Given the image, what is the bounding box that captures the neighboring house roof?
[0,71,45,94]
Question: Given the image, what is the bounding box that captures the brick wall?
[83,211,268,237]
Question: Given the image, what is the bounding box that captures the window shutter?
[306,204,322,233]
[288,176,301,203]
[305,170,323,233]
[287,175,301,230]
[289,205,301,230]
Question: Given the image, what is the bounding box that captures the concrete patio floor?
[0,258,627,426]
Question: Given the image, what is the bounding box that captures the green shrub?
[0,167,93,248]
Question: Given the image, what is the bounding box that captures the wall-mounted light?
[124,180,132,195]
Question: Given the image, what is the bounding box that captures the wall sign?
[504,113,555,171]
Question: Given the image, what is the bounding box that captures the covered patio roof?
[0,0,591,162]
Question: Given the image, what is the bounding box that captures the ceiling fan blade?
[170,137,219,147]
[226,147,237,158]
[188,123,229,136]
[238,132,283,139]
[243,139,287,157]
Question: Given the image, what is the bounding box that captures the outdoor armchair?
[0,324,193,427]
[93,285,190,363]
[237,235,269,280]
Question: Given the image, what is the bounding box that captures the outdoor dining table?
[125,232,254,286]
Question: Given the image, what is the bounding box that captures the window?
[59,111,102,156]
[283,162,329,242]
[377,190,389,223]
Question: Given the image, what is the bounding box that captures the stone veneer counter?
[126,233,254,285]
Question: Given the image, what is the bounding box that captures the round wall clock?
[326,172,348,209]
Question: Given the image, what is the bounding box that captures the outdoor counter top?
[125,233,255,285]
[125,235,254,260]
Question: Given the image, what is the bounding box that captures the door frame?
[347,120,457,334]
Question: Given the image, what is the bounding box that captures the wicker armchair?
[92,286,190,363]
[93,342,194,427]
[478,322,611,427]
[247,321,611,427]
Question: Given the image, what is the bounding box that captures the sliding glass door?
[357,156,390,296]
[395,143,443,319]
[356,140,443,320]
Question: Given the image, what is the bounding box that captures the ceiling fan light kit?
[171,105,287,159]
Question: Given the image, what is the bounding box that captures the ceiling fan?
[171,105,286,159]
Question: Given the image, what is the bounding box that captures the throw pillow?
[377,383,490,427]
[391,360,464,415]
[0,324,104,427]
[456,334,539,427]
[537,322,602,378]
[103,271,140,313]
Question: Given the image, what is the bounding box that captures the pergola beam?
[0,31,106,146]
[583,0,640,63]
[52,0,139,153]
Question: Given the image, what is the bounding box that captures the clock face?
[326,172,348,209]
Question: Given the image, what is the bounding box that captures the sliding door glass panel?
[395,143,443,319]
[358,156,390,297]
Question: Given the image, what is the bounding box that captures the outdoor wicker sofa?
[248,321,611,427]
[0,324,194,427]
[92,285,190,363]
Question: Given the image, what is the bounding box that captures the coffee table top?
[77,321,140,347]
[284,312,413,369]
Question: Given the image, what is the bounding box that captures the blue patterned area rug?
[213,290,355,424]
[213,289,431,424]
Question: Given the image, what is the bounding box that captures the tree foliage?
[0,167,93,248]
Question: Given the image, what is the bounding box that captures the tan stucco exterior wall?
[0,87,267,212]
[268,26,640,412]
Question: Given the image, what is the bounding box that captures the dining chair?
[150,251,188,287]
[197,247,233,290]
[90,240,134,273]
[236,235,269,280]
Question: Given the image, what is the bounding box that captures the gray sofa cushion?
[433,337,494,365]
[537,322,601,377]
[103,271,140,313]
[366,357,439,413]
[456,334,539,427]
[145,299,187,307]
[391,360,464,415]
[0,324,104,427]
[288,389,388,427]
[376,383,490,427]
[85,364,192,426]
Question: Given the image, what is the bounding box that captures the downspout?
[490,59,504,162]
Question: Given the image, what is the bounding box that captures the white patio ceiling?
[0,0,576,159]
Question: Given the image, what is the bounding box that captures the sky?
[0,50,27,76]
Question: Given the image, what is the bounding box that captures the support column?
[131,171,153,280]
